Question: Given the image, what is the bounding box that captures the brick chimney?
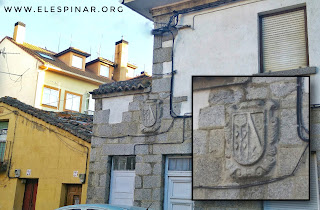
[13,22,26,44]
[113,39,129,81]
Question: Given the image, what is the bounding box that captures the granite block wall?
[192,76,310,200]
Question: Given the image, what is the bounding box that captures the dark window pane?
[113,156,135,171]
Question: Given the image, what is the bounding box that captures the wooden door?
[66,184,82,205]
[22,179,38,210]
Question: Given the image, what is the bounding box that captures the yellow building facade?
[0,97,91,210]
[0,21,137,115]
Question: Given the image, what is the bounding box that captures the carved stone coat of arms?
[140,99,161,133]
[225,100,279,179]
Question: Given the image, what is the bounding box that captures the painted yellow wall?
[39,71,99,113]
[56,52,87,70]
[86,62,100,75]
[86,62,114,80]
[0,103,90,210]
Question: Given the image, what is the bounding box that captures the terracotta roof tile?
[91,73,152,95]
[5,37,113,84]
[0,96,93,142]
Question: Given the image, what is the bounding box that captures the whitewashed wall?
[166,0,320,114]
[102,95,134,124]
[0,39,40,106]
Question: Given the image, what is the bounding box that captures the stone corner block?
[152,77,171,93]
[153,47,172,64]
[93,109,110,124]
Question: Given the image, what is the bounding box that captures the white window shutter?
[261,8,308,72]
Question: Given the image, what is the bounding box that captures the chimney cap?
[15,22,26,27]
[115,39,128,45]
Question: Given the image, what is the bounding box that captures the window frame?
[0,121,8,162]
[41,85,61,109]
[71,54,83,69]
[112,156,136,171]
[259,6,309,73]
[63,90,83,112]
[100,64,110,78]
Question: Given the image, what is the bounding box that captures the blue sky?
[0,0,154,75]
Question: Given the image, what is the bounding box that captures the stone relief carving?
[225,100,279,179]
[140,99,161,133]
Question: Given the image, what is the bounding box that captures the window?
[42,85,60,108]
[112,156,135,171]
[37,52,54,60]
[64,91,82,112]
[100,65,109,77]
[72,55,83,69]
[0,121,8,162]
[260,7,308,72]
[168,157,192,171]
[85,94,94,115]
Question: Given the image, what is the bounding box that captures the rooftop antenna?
[97,34,103,57]
[0,47,20,59]
[90,46,92,61]
[70,34,72,47]
[58,33,61,52]
[97,46,101,57]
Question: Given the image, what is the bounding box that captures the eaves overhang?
[39,64,107,86]
[122,0,183,20]
[123,0,246,20]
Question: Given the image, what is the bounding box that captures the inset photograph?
[192,76,310,200]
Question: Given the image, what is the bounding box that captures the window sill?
[254,67,317,76]
[41,104,59,109]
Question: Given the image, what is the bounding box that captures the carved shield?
[233,112,265,165]
[225,100,279,179]
[140,100,161,133]
[141,101,157,128]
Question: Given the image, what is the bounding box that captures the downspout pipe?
[152,12,191,119]
[297,77,309,142]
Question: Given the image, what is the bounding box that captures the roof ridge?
[4,37,113,84]
[24,42,57,54]
[91,74,152,95]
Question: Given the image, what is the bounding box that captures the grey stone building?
[87,0,320,209]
